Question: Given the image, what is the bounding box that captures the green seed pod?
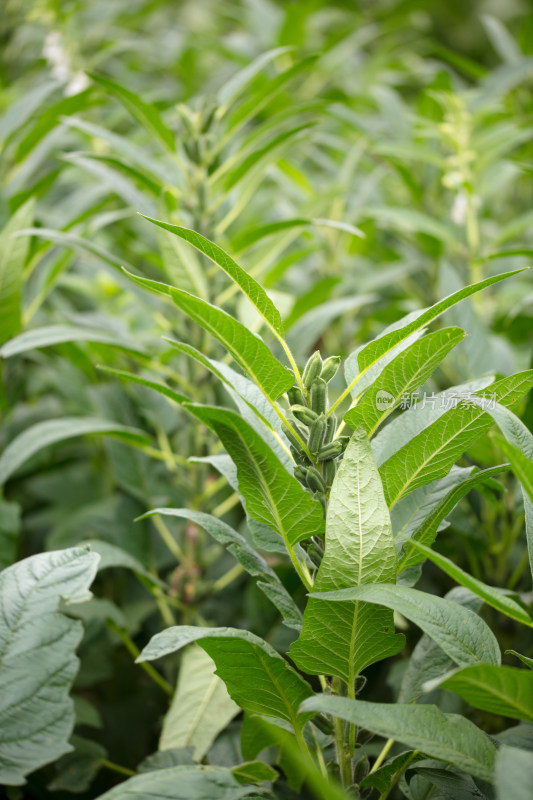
[287,386,306,406]
[291,404,318,425]
[302,350,322,388]
[308,414,327,454]
[291,447,310,467]
[337,435,351,450]
[353,754,370,784]
[323,458,336,486]
[320,355,341,383]
[305,467,326,494]
[313,713,333,736]
[310,377,327,414]
[317,440,343,462]
[294,465,308,483]
[324,414,337,444]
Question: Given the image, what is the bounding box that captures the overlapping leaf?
[435,664,533,722]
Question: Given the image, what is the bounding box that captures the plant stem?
[102,760,137,778]
[108,622,174,696]
[332,678,352,787]
[213,563,243,591]
[370,737,394,773]
[152,515,184,561]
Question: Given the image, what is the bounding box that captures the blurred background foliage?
[0,1,532,797]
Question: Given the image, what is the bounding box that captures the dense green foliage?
[1,2,532,799]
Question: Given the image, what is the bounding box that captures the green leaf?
[290,429,404,684]
[159,645,239,761]
[92,765,261,800]
[217,46,293,108]
[232,218,363,254]
[0,417,150,486]
[495,745,533,800]
[0,547,99,785]
[0,199,35,344]
[138,508,302,630]
[0,324,145,357]
[360,751,421,794]
[138,626,313,731]
[89,73,174,151]
[300,696,496,782]
[379,370,533,508]
[410,765,491,800]
[351,269,525,389]
[399,588,483,704]
[231,761,278,785]
[0,500,20,570]
[492,433,533,502]
[156,225,208,300]
[141,217,284,337]
[167,289,293,401]
[345,328,465,436]
[97,366,188,406]
[436,664,533,722]
[48,735,106,794]
[408,542,533,627]
[313,583,500,667]
[395,465,510,573]
[185,406,324,552]
[506,651,533,669]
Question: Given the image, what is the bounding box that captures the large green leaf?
[93,765,260,800]
[300,696,496,782]
[185,405,324,553]
[0,418,150,486]
[159,645,239,760]
[290,429,405,685]
[142,216,284,337]
[0,199,34,344]
[138,508,302,630]
[379,370,533,508]
[354,269,524,378]
[138,626,313,731]
[344,328,465,436]
[409,542,533,627]
[313,583,500,667]
[0,547,99,785]
[495,745,533,800]
[0,324,145,357]
[395,465,510,573]
[436,664,533,722]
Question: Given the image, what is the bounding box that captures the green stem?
[333,678,351,787]
[102,760,137,778]
[108,622,174,696]
[370,737,394,773]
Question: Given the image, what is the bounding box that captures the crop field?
[0,1,532,798]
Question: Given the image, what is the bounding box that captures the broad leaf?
[300,696,496,781]
[495,745,533,800]
[436,665,533,722]
[185,405,324,551]
[138,626,313,731]
[360,751,421,795]
[0,418,150,486]
[345,328,465,436]
[142,216,284,336]
[0,199,34,344]
[0,324,145,357]
[379,370,533,508]
[138,508,302,630]
[313,582,500,667]
[160,645,239,760]
[0,547,99,785]
[409,541,533,627]
[290,429,405,684]
[93,765,260,800]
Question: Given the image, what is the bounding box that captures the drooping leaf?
[92,765,261,800]
[231,761,278,785]
[0,324,145,357]
[395,465,510,573]
[138,508,302,630]
[399,588,483,704]
[290,429,405,684]
[435,665,533,722]
[495,745,533,800]
[185,405,324,552]
[313,582,500,667]
[0,199,35,344]
[379,370,533,508]
[300,696,496,782]
[0,547,99,785]
[0,418,150,486]
[159,645,239,761]
[506,651,533,669]
[408,542,533,627]
[345,328,465,436]
[138,626,313,731]
[141,217,285,337]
